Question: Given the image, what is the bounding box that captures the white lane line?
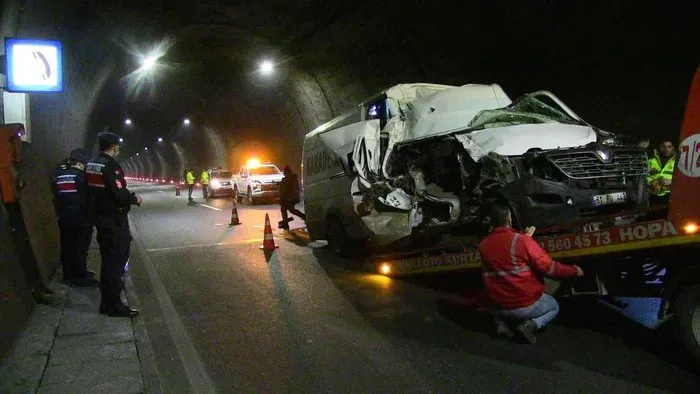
[198,203,222,211]
[145,239,262,252]
[128,222,217,393]
[158,191,165,194]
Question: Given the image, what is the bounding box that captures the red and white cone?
[175,182,181,196]
[260,213,278,251]
[229,200,241,226]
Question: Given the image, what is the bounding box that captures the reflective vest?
[186,171,195,185]
[200,171,209,185]
[647,151,675,196]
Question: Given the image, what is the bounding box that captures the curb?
[125,252,164,393]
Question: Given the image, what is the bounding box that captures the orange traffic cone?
[228,199,241,226]
[175,182,181,196]
[260,213,278,251]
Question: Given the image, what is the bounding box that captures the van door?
[318,120,380,175]
[351,124,381,182]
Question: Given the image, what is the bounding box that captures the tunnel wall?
[0,0,115,359]
[293,1,697,143]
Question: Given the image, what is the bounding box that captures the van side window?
[366,98,389,129]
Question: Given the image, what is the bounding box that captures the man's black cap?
[97,132,121,148]
[69,148,88,163]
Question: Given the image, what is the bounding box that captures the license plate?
[592,192,628,206]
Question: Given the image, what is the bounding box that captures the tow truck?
[365,66,700,368]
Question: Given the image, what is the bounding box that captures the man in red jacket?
[479,202,584,344]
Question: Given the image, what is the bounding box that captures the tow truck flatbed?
[365,65,700,371]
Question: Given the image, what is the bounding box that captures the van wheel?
[327,217,351,257]
[674,284,700,370]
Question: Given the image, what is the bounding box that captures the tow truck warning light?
[379,263,392,275]
[684,222,699,234]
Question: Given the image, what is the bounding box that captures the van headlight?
[211,180,221,189]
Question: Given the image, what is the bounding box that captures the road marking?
[128,222,217,393]
[198,203,222,211]
[158,191,165,194]
[146,239,261,252]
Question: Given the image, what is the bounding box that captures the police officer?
[648,140,676,205]
[278,165,306,230]
[87,132,142,317]
[51,148,98,286]
[186,168,195,201]
[200,168,210,199]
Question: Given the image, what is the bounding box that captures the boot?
[99,300,139,317]
[70,276,100,287]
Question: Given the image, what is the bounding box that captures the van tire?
[674,284,700,370]
[327,217,351,258]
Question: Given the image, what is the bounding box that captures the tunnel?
[0,0,698,366]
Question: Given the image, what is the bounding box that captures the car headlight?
[211,180,221,188]
[253,181,262,191]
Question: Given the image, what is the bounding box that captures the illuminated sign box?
[4,38,63,92]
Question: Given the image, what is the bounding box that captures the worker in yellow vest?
[647,140,676,205]
[186,169,196,201]
[200,169,210,200]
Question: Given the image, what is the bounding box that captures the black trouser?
[59,220,93,279]
[95,217,132,303]
[280,200,306,224]
[649,193,670,207]
[188,184,194,199]
[202,184,209,199]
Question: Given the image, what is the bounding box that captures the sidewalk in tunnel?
[0,239,160,393]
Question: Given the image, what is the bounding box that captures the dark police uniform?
[87,132,139,317]
[50,148,96,285]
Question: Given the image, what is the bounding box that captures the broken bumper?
[501,176,649,229]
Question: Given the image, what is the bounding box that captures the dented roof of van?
[305,83,512,140]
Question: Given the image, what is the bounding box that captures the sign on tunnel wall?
[4,38,63,92]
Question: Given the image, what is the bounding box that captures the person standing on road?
[50,148,98,287]
[87,131,142,317]
[278,165,305,230]
[186,168,195,201]
[648,140,676,205]
[200,168,210,200]
[479,202,584,344]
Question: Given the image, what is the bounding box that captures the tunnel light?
[157,137,163,142]
[183,118,191,126]
[125,118,132,125]
[141,55,157,71]
[144,147,148,151]
[247,158,261,168]
[136,153,139,156]
[379,263,392,275]
[259,60,274,75]
[684,222,698,235]
[119,138,124,143]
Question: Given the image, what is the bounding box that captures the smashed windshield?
[468,94,583,129]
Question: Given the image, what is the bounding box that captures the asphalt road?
[125,183,699,393]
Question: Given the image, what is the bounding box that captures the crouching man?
[479,202,584,344]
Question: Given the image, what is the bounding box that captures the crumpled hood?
[460,123,598,159]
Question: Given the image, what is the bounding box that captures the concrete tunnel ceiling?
[6,0,700,181]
